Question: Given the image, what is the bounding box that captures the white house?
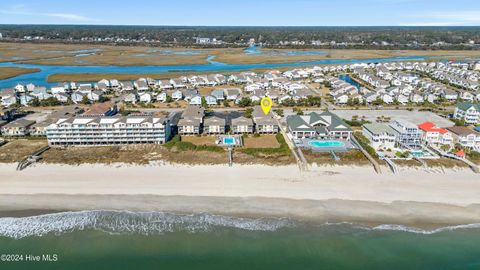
[156,92,167,102]
[139,92,152,103]
[189,95,202,105]
[454,102,480,125]
[362,123,396,150]
[417,122,453,147]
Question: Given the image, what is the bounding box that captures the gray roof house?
[203,116,226,134]
[252,106,279,134]
[286,111,352,140]
[178,105,205,135]
[231,116,254,134]
[1,118,35,136]
[211,89,225,100]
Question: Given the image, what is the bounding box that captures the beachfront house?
[362,123,396,150]
[46,115,171,146]
[1,118,35,136]
[231,116,254,134]
[252,106,279,134]
[389,119,423,149]
[417,122,453,148]
[203,116,226,134]
[30,118,57,136]
[447,126,480,150]
[454,102,480,125]
[177,105,205,135]
[286,112,352,140]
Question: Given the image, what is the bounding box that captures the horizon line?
[1,24,480,28]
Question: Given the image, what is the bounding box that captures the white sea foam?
[2,211,480,239]
[372,223,480,235]
[0,210,294,239]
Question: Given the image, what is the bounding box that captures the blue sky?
[0,0,479,26]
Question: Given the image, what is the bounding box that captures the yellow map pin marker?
[260,97,273,115]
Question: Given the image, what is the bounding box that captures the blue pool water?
[223,137,235,145]
[308,140,345,148]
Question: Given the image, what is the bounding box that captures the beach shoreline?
[1,163,479,229]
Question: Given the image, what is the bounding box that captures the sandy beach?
[1,163,479,228]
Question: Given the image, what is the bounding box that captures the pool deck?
[217,135,243,147]
[295,138,355,152]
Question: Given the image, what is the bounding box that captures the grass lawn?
[42,143,227,165]
[303,149,371,166]
[236,133,295,165]
[181,136,217,146]
[243,135,280,148]
[425,158,469,168]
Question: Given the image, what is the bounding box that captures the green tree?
[237,97,253,107]
[81,95,90,105]
[222,99,230,107]
[244,108,253,118]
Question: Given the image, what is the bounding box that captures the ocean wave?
[322,221,480,235]
[0,210,295,239]
[372,223,480,235]
[2,211,480,239]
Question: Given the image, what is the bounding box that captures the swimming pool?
[308,140,345,148]
[223,137,235,145]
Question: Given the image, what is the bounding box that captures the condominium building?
[389,119,422,149]
[46,115,171,146]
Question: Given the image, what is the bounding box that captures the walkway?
[350,136,382,174]
[272,112,307,171]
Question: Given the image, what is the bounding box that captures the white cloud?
[45,13,94,22]
[404,10,480,26]
[0,4,97,22]
[399,22,463,26]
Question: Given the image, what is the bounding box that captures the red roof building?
[417,122,448,134]
[455,149,466,158]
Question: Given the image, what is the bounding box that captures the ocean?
[1,210,480,270]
